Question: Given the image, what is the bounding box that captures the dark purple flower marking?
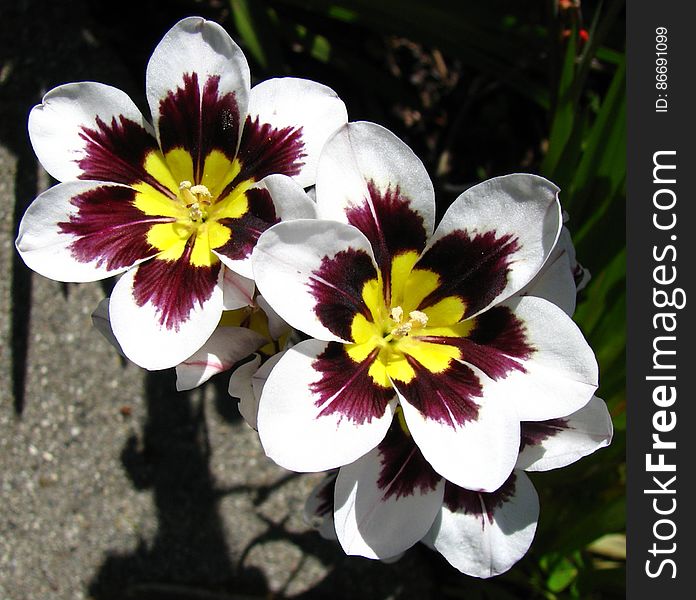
[308,248,378,341]
[377,418,442,501]
[215,188,279,261]
[443,473,517,526]
[418,306,534,381]
[158,72,240,183]
[520,418,569,452]
[59,185,167,270]
[133,242,221,330]
[393,356,482,427]
[417,230,520,318]
[345,181,427,300]
[224,116,305,195]
[311,342,393,424]
[78,116,173,197]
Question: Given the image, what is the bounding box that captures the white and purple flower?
[305,397,612,577]
[16,16,346,369]
[250,121,599,493]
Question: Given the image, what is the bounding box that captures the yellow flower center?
[346,251,474,387]
[219,304,288,357]
[179,180,213,222]
[131,149,253,267]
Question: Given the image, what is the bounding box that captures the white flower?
[305,397,612,577]
[16,16,345,370]
[92,292,289,392]
[250,121,598,492]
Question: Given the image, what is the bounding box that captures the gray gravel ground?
[0,2,438,599]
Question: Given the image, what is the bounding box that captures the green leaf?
[546,556,578,592]
[542,31,577,177]
[548,495,625,555]
[568,57,626,220]
[230,0,284,72]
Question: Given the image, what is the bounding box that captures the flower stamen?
[179,180,213,222]
[387,305,429,339]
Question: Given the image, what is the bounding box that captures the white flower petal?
[520,226,581,315]
[304,473,339,541]
[252,219,378,343]
[315,121,435,239]
[91,297,125,357]
[248,78,348,187]
[517,396,613,471]
[228,353,263,429]
[28,82,155,183]
[215,174,316,280]
[229,351,286,430]
[425,471,539,578]
[334,440,445,559]
[257,339,396,472]
[492,296,598,421]
[520,250,576,316]
[221,268,255,310]
[146,16,250,153]
[109,263,224,370]
[256,294,289,340]
[16,181,152,282]
[261,174,317,221]
[175,326,267,391]
[425,174,561,317]
[398,370,520,493]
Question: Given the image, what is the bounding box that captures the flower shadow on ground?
[86,371,436,600]
[86,371,265,599]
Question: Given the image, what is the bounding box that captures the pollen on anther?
[409,310,428,328]
[190,184,212,198]
[390,306,404,323]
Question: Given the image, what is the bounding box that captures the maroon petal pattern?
[443,473,518,526]
[158,73,241,182]
[224,115,305,192]
[78,116,173,197]
[346,180,428,301]
[417,230,520,318]
[519,418,569,452]
[418,306,534,381]
[215,188,279,261]
[132,243,221,331]
[310,342,393,425]
[58,185,167,270]
[308,248,379,341]
[377,418,442,501]
[393,356,482,427]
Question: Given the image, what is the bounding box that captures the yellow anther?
[390,306,404,323]
[190,184,212,199]
[179,181,214,222]
[387,306,429,339]
[188,202,205,222]
[409,310,428,328]
[391,321,413,337]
